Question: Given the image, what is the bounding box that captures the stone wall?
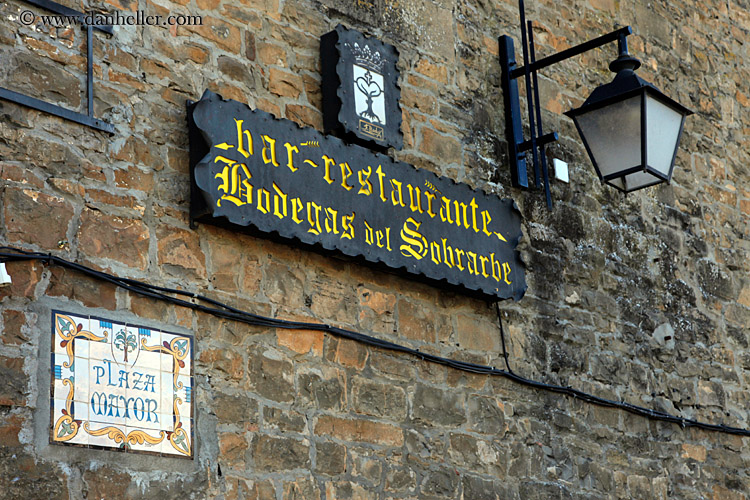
[0,0,748,497]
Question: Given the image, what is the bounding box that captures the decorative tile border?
[49,310,193,458]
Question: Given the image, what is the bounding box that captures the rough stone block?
[282,476,320,500]
[4,188,73,249]
[46,267,117,310]
[314,416,404,447]
[77,208,149,270]
[0,261,42,300]
[253,435,310,470]
[213,392,259,425]
[314,441,347,475]
[269,67,304,99]
[352,377,407,420]
[156,225,207,279]
[219,432,248,468]
[247,347,295,403]
[264,406,307,433]
[297,369,346,410]
[411,384,466,426]
[0,310,27,346]
[456,314,500,352]
[0,356,27,407]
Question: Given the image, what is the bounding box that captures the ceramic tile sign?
[50,310,193,458]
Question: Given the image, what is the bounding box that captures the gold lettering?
[376,228,392,251]
[341,213,355,240]
[257,187,271,214]
[430,241,441,265]
[214,158,253,207]
[481,210,493,237]
[503,262,512,284]
[284,142,299,172]
[470,198,479,233]
[408,185,424,214]
[441,239,455,269]
[307,202,322,235]
[490,253,502,282]
[235,119,253,158]
[466,251,479,275]
[455,248,465,271]
[214,157,233,195]
[376,165,387,203]
[425,191,437,218]
[399,218,427,260]
[272,183,287,219]
[358,166,373,196]
[322,155,336,184]
[452,200,462,227]
[292,198,304,224]
[261,135,279,166]
[325,207,339,234]
[439,196,453,224]
[390,179,406,207]
[479,255,489,278]
[459,201,469,229]
[364,220,374,245]
[340,162,354,191]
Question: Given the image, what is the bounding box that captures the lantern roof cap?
[566,60,694,117]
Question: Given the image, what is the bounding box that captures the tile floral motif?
[50,310,193,458]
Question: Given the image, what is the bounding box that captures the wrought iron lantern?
[565,39,693,193]
[500,0,693,207]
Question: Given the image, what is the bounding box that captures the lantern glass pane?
[646,95,684,176]
[624,170,661,191]
[575,95,642,178]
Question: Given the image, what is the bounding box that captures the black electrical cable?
[2,246,749,437]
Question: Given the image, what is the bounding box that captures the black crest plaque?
[188,90,526,301]
[321,25,403,151]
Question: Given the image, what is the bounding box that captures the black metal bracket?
[499,0,632,208]
[0,0,115,134]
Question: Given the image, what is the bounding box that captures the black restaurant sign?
[188,91,527,301]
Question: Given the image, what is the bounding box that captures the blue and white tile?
[160,371,176,413]
[73,357,90,403]
[70,400,89,422]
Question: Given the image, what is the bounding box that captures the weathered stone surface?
[314,416,404,447]
[46,267,117,310]
[4,188,73,248]
[247,347,295,403]
[282,476,320,500]
[213,392,259,425]
[297,369,346,410]
[352,377,407,420]
[264,406,306,433]
[219,432,248,468]
[77,208,149,270]
[0,356,26,407]
[412,384,466,426]
[0,449,68,500]
[314,441,347,475]
[1,310,27,346]
[252,435,310,470]
[156,225,207,279]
